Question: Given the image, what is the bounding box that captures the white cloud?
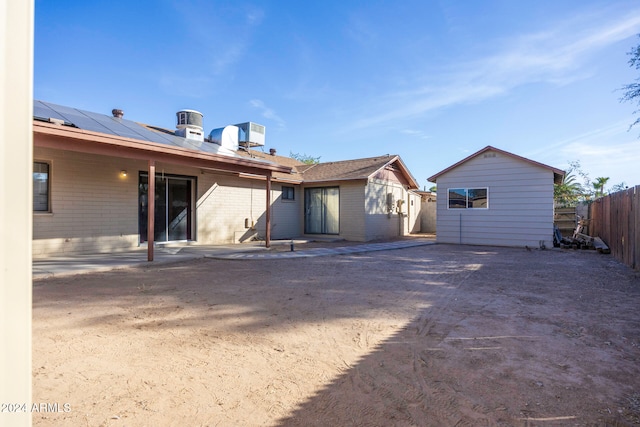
[546,121,640,185]
[249,99,286,129]
[560,139,640,185]
[400,128,431,141]
[346,8,640,131]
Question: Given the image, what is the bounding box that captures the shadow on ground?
[32,245,640,426]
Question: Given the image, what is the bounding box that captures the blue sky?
[35,1,640,190]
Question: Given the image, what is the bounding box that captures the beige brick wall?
[300,183,366,241]
[33,147,140,256]
[196,173,301,244]
[196,173,266,244]
[300,180,418,242]
[270,184,303,239]
[33,147,419,255]
[420,196,437,233]
[195,174,301,243]
[33,147,303,255]
[335,182,366,241]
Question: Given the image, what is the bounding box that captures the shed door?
[304,187,339,235]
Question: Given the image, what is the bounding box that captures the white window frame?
[447,187,489,209]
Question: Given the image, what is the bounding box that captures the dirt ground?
[32,243,640,426]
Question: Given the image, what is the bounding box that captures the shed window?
[448,188,488,209]
[282,186,295,200]
[33,161,50,212]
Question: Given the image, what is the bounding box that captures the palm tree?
[592,177,610,198]
[554,171,584,206]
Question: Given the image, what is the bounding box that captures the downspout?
[459,212,462,245]
[148,159,155,261]
[265,172,272,248]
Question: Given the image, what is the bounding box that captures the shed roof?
[427,145,565,185]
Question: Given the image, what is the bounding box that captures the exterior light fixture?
[120,170,127,177]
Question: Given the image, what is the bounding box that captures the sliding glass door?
[139,174,194,243]
[304,187,339,235]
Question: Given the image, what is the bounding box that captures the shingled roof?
[239,152,419,188]
[237,149,306,182]
[302,155,406,182]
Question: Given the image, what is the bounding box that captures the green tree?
[620,34,640,133]
[555,160,628,204]
[610,182,629,193]
[592,177,610,198]
[290,151,321,165]
[554,167,585,207]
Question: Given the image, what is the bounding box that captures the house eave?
[237,172,303,184]
[301,177,369,186]
[367,155,419,189]
[33,120,292,176]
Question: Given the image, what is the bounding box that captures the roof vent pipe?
[112,109,124,118]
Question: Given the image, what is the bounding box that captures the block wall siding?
[33,147,141,256]
[270,184,303,239]
[301,182,366,241]
[336,182,367,241]
[196,173,266,244]
[32,148,420,254]
[435,153,556,248]
[364,179,410,241]
[33,148,302,255]
[196,174,301,243]
[420,197,437,233]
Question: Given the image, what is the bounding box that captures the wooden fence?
[588,185,640,270]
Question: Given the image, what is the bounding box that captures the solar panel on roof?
[38,101,118,136]
[37,101,174,144]
[33,100,68,122]
[80,110,150,140]
[33,100,273,163]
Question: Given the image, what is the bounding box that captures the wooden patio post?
[148,160,155,261]
[265,172,272,248]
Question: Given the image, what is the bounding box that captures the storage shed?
[427,146,564,248]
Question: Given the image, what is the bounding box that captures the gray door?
[304,187,339,234]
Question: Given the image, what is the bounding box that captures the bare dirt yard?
[32,243,640,426]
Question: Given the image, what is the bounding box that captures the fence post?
[635,186,640,269]
[587,187,639,270]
